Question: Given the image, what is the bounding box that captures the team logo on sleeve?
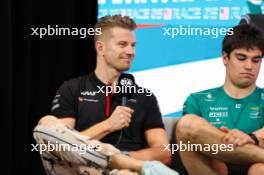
[51,93,61,111]
[51,104,60,111]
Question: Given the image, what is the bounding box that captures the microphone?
[117,73,135,106]
[115,73,135,147]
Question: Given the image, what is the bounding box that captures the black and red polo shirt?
[51,72,164,151]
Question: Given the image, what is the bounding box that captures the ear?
[222,51,228,66]
[95,40,104,56]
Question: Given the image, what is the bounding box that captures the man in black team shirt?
[37,15,170,168]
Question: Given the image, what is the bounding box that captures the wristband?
[249,133,259,145]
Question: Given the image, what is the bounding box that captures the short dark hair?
[94,15,136,42]
[222,24,264,56]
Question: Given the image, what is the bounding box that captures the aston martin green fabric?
[183,86,264,133]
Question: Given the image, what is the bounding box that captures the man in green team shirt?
[175,24,264,175]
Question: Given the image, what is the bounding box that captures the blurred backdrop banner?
[98,0,264,117]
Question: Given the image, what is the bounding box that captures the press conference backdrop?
[98,0,264,117]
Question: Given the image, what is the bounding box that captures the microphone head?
[117,73,135,97]
[118,73,135,86]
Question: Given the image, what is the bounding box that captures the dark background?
[2,1,98,174]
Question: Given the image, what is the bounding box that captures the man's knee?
[38,115,58,125]
[248,163,264,175]
[175,114,206,141]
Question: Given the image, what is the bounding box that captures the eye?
[118,41,127,48]
[237,55,246,61]
[131,43,136,48]
[252,58,261,63]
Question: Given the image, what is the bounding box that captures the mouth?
[240,72,254,78]
[121,58,131,62]
[120,56,133,63]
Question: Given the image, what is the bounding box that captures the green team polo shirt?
[182,86,264,133]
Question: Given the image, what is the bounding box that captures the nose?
[245,59,253,70]
[126,45,135,56]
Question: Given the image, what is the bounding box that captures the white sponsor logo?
[55,94,61,98]
[209,107,228,118]
[235,104,241,109]
[211,121,226,125]
[209,112,228,117]
[83,98,99,102]
[203,93,216,102]
[207,93,212,99]
[128,99,137,103]
[78,97,98,103]
[81,91,97,96]
[53,98,58,103]
[51,104,60,111]
[209,107,228,111]
[249,111,261,119]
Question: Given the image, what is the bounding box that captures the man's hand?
[220,126,255,146]
[253,127,264,140]
[105,106,134,132]
[253,127,264,147]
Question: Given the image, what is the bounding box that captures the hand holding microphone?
[106,73,135,133]
[107,106,134,132]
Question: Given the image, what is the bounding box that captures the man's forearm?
[179,116,264,164]
[129,147,171,165]
[80,120,111,140]
[195,126,264,164]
